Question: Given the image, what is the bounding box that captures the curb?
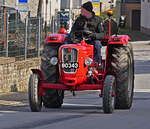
[131,41,150,44]
[134,89,150,93]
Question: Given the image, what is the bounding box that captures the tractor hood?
[58,43,94,86]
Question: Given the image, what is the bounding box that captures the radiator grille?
[62,48,78,73]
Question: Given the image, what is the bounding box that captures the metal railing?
[0,8,45,60]
[0,7,70,60]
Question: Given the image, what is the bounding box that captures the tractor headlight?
[50,57,58,65]
[85,57,93,66]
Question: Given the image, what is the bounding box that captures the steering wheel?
[71,30,93,42]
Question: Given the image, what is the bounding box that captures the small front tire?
[103,75,116,114]
[28,74,42,112]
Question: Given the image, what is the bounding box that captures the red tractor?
[28,10,134,113]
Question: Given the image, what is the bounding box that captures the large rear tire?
[41,44,64,108]
[108,43,134,109]
[43,89,64,108]
[28,74,42,112]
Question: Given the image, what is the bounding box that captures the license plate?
[61,62,79,69]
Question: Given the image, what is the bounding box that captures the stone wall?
[0,58,40,93]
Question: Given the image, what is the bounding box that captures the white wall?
[0,0,3,6]
[141,0,150,29]
[42,0,61,25]
[4,0,16,8]
[51,0,60,16]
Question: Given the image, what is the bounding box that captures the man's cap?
[82,1,93,12]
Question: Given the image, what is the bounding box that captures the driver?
[68,1,105,65]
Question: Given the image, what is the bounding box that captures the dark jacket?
[69,12,105,41]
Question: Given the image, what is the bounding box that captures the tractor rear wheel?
[41,44,64,108]
[109,43,134,109]
[43,89,64,108]
[103,75,116,113]
[28,74,42,112]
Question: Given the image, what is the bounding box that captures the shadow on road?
[0,103,103,114]
[0,92,29,112]
[0,105,29,112]
[45,104,103,114]
[0,92,103,114]
[1,91,150,114]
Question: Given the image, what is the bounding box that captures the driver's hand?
[89,33,96,40]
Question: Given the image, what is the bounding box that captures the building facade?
[121,0,141,30]
[141,0,150,35]
[0,0,61,24]
[1,0,39,17]
[82,0,117,12]
[42,0,61,25]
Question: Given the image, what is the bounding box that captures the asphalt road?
[0,41,150,129]
[133,42,150,89]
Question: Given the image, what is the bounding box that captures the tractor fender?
[45,34,67,44]
[108,35,130,45]
[31,69,46,81]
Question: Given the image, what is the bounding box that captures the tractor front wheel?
[103,75,116,113]
[28,74,42,112]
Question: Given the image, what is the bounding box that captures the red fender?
[31,69,46,81]
[108,35,130,45]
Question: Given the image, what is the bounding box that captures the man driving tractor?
[29,1,134,114]
[69,1,105,66]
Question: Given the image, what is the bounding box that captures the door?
[132,10,141,31]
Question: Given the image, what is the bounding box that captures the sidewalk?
[0,92,28,107]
